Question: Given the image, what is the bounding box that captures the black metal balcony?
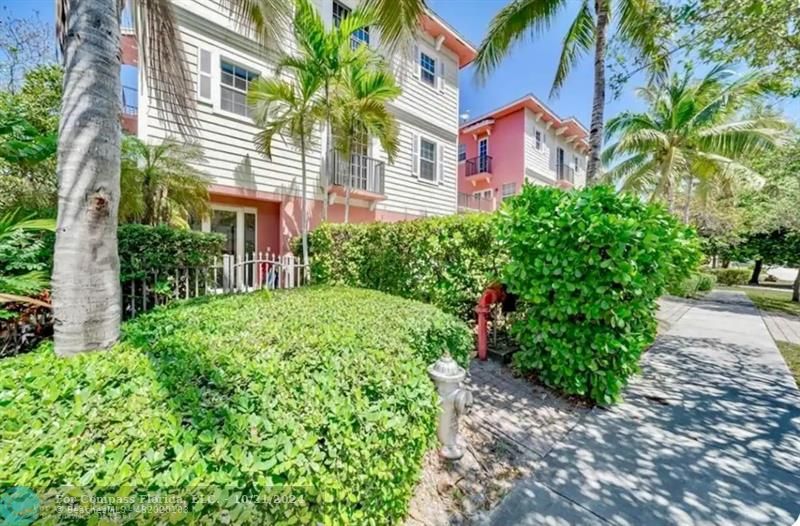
[327,149,386,195]
[464,155,493,177]
[557,162,575,184]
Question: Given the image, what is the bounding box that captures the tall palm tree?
[474,0,667,183]
[602,66,788,222]
[51,0,286,357]
[119,137,210,227]
[329,53,401,222]
[52,0,423,356]
[280,0,376,221]
[248,68,326,265]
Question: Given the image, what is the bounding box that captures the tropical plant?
[474,0,668,183]
[0,209,55,310]
[279,0,377,221]
[52,0,421,356]
[248,67,325,265]
[329,52,401,222]
[497,185,700,404]
[119,136,210,227]
[603,66,788,221]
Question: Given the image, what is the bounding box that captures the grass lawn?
[741,287,800,317]
[777,341,800,388]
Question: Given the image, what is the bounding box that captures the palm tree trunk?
[586,0,609,184]
[792,268,800,303]
[52,0,122,356]
[683,176,693,223]
[323,80,330,222]
[344,183,351,223]
[300,130,309,265]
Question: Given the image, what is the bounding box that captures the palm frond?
[363,0,425,49]
[475,0,567,82]
[615,0,670,83]
[551,1,594,97]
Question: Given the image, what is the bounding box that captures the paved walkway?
[485,290,800,525]
[762,309,800,345]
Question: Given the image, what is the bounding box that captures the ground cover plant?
[0,286,472,525]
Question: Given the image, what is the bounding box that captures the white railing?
[122,252,309,319]
[458,192,497,213]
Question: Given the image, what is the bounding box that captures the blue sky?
[4,0,798,125]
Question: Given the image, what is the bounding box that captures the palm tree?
[329,53,401,222]
[474,0,667,183]
[51,0,286,357]
[248,69,326,265]
[602,66,788,222]
[119,137,210,227]
[52,0,424,356]
[280,0,376,221]
[0,210,55,307]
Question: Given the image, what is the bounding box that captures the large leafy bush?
[497,185,700,404]
[706,267,751,286]
[0,286,471,524]
[305,214,503,318]
[118,224,225,282]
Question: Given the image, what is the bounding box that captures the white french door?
[200,205,258,258]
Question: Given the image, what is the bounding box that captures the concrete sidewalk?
[486,290,800,526]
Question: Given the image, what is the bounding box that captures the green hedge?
[706,267,751,286]
[497,185,700,404]
[118,224,225,282]
[666,272,716,298]
[305,214,503,319]
[0,286,472,524]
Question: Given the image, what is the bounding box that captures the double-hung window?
[333,1,369,48]
[220,60,257,117]
[420,52,436,87]
[535,130,542,150]
[419,137,437,181]
[458,143,466,162]
[574,155,580,171]
[502,183,516,199]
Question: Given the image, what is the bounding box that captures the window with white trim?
[220,60,258,117]
[574,155,580,171]
[458,143,466,162]
[474,189,492,200]
[534,130,542,150]
[333,1,369,48]
[419,137,437,181]
[420,51,436,87]
[502,183,516,199]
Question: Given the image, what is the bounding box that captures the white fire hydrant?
[428,354,473,460]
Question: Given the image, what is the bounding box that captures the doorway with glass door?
[203,206,257,289]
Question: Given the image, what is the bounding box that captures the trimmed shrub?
[118,224,225,281]
[667,274,701,297]
[0,286,472,524]
[497,185,700,404]
[305,214,503,319]
[666,272,715,298]
[696,272,717,291]
[707,267,751,286]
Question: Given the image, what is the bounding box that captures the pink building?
[457,94,590,212]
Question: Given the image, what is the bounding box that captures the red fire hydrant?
[475,284,506,361]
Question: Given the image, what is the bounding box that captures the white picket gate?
[122,252,309,319]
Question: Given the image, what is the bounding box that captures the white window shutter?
[412,44,420,79]
[411,132,419,175]
[437,143,444,184]
[197,47,213,103]
[438,59,445,92]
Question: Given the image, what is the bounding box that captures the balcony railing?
[557,163,575,184]
[327,149,385,195]
[464,155,493,177]
[458,192,496,213]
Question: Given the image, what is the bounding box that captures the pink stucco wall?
[210,184,423,254]
[458,109,526,203]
